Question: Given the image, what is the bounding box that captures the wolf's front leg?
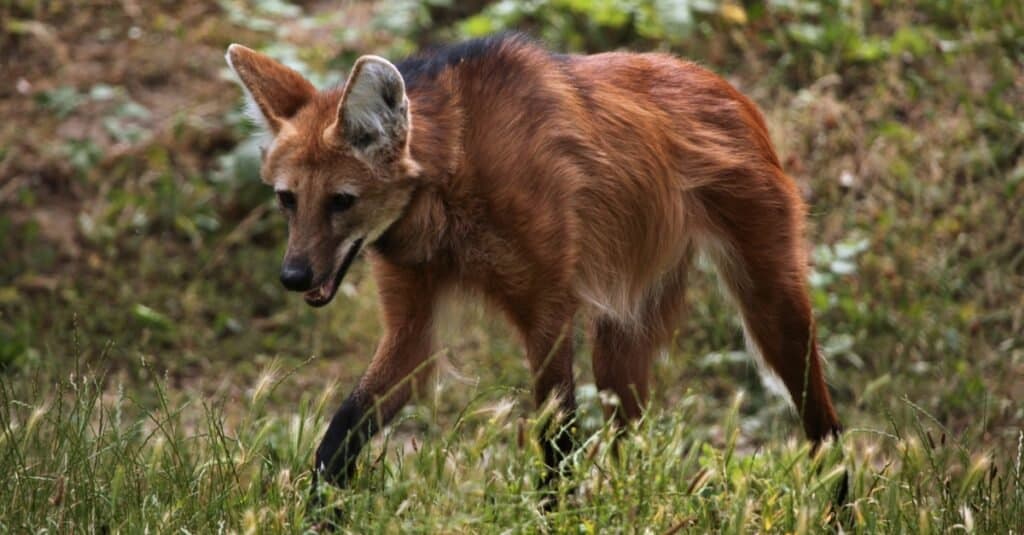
[315,261,439,487]
[519,309,578,489]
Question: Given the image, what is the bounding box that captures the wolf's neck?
[369,89,461,266]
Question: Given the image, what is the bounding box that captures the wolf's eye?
[328,193,357,213]
[276,191,297,211]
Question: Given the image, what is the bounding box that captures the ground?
[0,0,1021,532]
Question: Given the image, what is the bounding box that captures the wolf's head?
[225,45,420,307]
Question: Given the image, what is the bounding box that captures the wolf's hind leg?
[699,180,842,443]
[591,257,691,425]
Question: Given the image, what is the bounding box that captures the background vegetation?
[1,0,1021,532]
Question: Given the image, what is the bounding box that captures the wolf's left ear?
[333,55,410,162]
[225,44,315,134]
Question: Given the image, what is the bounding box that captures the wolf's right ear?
[225,44,315,134]
[332,55,411,164]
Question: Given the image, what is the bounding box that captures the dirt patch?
[1,2,256,214]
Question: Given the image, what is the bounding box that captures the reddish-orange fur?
[225,34,842,489]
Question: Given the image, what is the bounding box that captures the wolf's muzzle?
[280,257,314,291]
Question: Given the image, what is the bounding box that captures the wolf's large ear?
[333,55,410,162]
[225,44,315,134]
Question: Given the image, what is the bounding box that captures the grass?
[1,0,1022,532]
[2,341,1021,532]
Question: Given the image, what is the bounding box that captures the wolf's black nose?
[280,259,313,291]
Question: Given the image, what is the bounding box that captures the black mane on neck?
[395,32,535,90]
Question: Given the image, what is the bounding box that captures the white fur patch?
[575,241,689,329]
[362,189,415,245]
[741,319,792,401]
[273,177,290,192]
[225,45,271,130]
[695,232,750,293]
[335,184,361,196]
[241,93,269,130]
[333,236,362,271]
[576,281,642,325]
[696,233,791,404]
[365,216,395,245]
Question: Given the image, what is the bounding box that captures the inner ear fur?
[225,44,315,133]
[334,55,410,156]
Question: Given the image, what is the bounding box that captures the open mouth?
[303,238,364,308]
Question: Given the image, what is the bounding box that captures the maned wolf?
[225,33,843,493]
